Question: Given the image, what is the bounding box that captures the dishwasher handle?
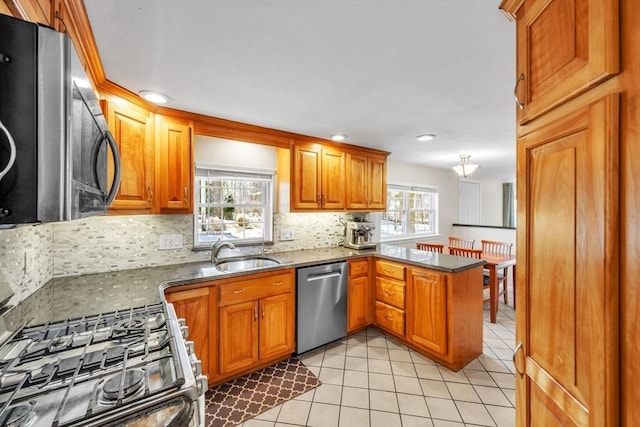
[306,272,341,282]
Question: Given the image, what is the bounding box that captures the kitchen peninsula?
[6,244,485,375]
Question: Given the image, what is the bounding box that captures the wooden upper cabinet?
[291,142,344,210]
[103,100,154,212]
[346,152,387,211]
[506,0,618,124]
[155,115,193,213]
[515,94,619,426]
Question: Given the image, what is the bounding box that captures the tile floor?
[241,303,516,427]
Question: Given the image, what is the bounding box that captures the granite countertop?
[6,244,483,327]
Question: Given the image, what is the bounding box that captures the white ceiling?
[84,0,516,181]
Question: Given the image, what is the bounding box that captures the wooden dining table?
[481,251,516,323]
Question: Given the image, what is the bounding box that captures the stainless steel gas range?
[0,302,207,426]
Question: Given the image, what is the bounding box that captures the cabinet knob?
[514,73,525,110]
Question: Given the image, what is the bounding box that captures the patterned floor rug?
[204,357,321,426]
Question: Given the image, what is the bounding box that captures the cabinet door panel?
[292,144,322,209]
[367,156,386,210]
[517,94,618,426]
[219,301,258,374]
[408,270,447,356]
[259,293,294,360]
[321,148,345,209]
[348,274,371,332]
[105,102,153,211]
[515,0,618,123]
[346,153,368,209]
[156,116,192,212]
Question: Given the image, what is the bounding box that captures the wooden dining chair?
[416,242,444,253]
[481,240,513,305]
[449,246,491,306]
[448,236,475,249]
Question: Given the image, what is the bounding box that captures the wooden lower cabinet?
[407,270,447,357]
[347,259,371,332]
[373,260,406,338]
[218,270,295,379]
[165,284,217,380]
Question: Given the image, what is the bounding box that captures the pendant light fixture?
[452,155,480,178]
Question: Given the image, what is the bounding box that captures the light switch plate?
[280,229,295,241]
[159,234,183,250]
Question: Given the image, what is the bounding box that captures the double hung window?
[194,166,274,248]
[381,185,438,239]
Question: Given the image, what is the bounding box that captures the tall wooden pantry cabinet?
[500,0,639,425]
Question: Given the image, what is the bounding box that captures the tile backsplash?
[0,212,346,306]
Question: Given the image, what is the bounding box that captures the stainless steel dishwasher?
[296,262,347,354]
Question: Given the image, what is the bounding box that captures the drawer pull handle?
[383,268,395,274]
[383,290,395,296]
[271,281,285,286]
[514,72,525,110]
[231,288,246,294]
[384,315,394,321]
[254,306,257,321]
[513,341,525,377]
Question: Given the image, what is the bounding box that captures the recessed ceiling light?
[138,90,171,104]
[330,134,347,142]
[416,133,436,142]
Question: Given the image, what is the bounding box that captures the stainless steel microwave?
[0,14,121,225]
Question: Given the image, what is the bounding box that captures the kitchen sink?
[214,256,282,273]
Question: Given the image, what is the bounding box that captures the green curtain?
[503,182,516,227]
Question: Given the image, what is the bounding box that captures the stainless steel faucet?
[211,240,235,263]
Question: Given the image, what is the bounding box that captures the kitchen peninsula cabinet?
[347,258,372,332]
[374,260,406,337]
[103,100,155,213]
[218,270,295,378]
[406,269,447,357]
[291,142,345,210]
[165,283,217,380]
[346,152,387,211]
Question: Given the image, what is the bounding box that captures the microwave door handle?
[0,119,17,182]
[104,131,121,205]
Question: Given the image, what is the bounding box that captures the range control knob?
[191,359,202,376]
[185,340,195,356]
[180,324,189,339]
[196,374,208,395]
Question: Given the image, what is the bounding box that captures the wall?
[479,179,505,226]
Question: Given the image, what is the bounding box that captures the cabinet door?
[219,301,259,375]
[407,270,447,356]
[156,116,192,212]
[367,156,387,210]
[516,94,618,426]
[165,286,214,379]
[292,143,322,209]
[513,0,618,123]
[346,153,368,210]
[258,293,294,361]
[348,274,371,332]
[321,148,345,209]
[104,101,154,212]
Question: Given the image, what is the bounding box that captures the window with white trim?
[381,185,438,239]
[194,166,274,248]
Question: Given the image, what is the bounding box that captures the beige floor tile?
[391,360,417,377]
[307,365,321,377]
[415,364,443,381]
[342,386,370,409]
[370,410,403,427]
[367,336,389,348]
[397,393,430,417]
[431,420,465,427]
[301,350,325,367]
[438,367,469,384]
[388,348,412,362]
[489,372,515,390]
[339,406,370,427]
[348,335,368,346]
[325,340,348,355]
[464,368,497,387]
[455,401,496,426]
[313,383,343,405]
[369,372,395,391]
[446,382,481,403]
[462,358,485,371]
[254,404,281,421]
[367,346,391,360]
[307,402,340,427]
[319,367,344,385]
[401,414,435,427]
[473,385,512,407]
[425,397,462,422]
[346,345,368,358]
[293,388,316,402]
[343,369,369,388]
[503,388,517,407]
[410,350,437,365]
[420,379,451,399]
[241,419,275,427]
[345,356,368,372]
[276,399,312,425]
[322,353,346,369]
[486,404,516,427]
[369,389,399,413]
[368,358,392,374]
[394,375,422,395]
[386,338,408,350]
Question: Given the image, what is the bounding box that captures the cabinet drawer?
[375,260,405,281]
[375,277,405,309]
[375,301,404,336]
[219,273,292,306]
[349,259,369,277]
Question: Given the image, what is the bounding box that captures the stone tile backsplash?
[0,212,346,306]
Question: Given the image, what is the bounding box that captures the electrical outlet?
[280,229,294,241]
[159,234,183,250]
